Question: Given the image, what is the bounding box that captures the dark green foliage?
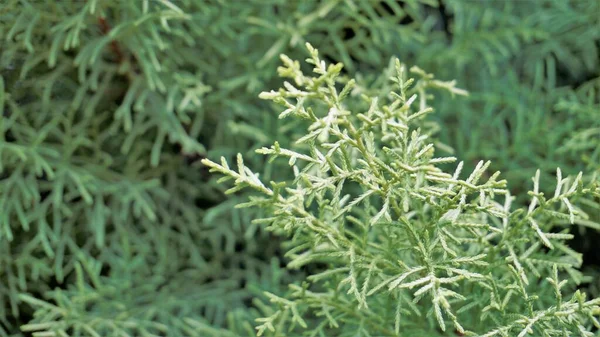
[0,0,598,336]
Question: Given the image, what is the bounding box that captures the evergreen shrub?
[0,0,598,336]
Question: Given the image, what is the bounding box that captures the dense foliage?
[0,0,598,336]
[206,43,600,336]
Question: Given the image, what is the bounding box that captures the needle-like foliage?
[204,44,600,337]
[1,0,599,336]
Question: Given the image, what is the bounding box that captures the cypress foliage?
[0,1,598,336]
[205,43,600,337]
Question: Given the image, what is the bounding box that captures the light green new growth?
[204,44,600,336]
